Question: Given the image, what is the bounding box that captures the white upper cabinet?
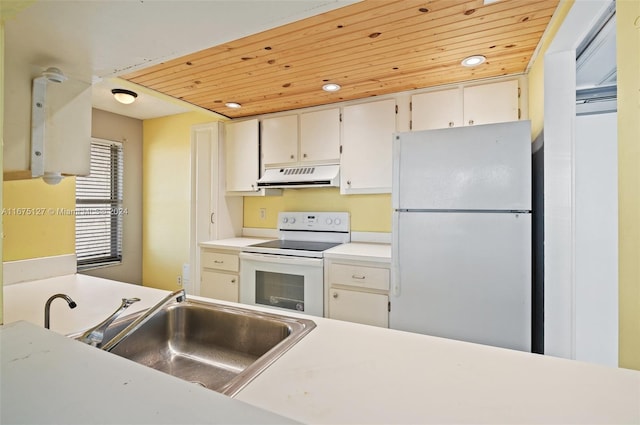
[224,118,260,192]
[261,114,298,165]
[300,108,340,163]
[341,99,397,194]
[411,88,463,131]
[411,80,519,131]
[261,108,340,167]
[462,80,519,126]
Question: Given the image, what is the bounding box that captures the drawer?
[201,250,239,272]
[329,263,389,291]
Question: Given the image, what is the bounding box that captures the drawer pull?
[351,274,366,280]
[214,260,224,264]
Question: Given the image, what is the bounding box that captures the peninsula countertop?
[3,274,639,424]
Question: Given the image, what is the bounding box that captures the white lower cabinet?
[200,248,240,302]
[326,260,390,328]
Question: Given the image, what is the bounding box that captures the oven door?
[239,252,324,316]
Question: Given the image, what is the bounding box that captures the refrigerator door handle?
[391,211,401,296]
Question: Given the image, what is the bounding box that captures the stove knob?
[282,217,288,224]
[325,218,333,225]
[334,218,341,225]
[289,217,296,224]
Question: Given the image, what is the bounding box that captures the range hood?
[256,164,340,188]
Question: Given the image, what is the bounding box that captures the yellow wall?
[617,0,640,371]
[142,111,219,290]
[244,189,391,232]
[2,177,76,261]
[528,0,575,140]
[1,21,4,324]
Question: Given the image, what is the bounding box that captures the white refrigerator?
[391,121,532,352]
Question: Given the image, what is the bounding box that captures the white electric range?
[239,212,350,316]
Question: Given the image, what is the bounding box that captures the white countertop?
[3,274,640,424]
[201,238,391,263]
[200,237,272,251]
[1,321,295,425]
[324,242,391,263]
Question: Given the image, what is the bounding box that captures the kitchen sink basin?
[75,299,315,396]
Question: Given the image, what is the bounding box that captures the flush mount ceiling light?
[461,55,486,67]
[322,83,341,92]
[111,88,138,104]
[225,102,242,109]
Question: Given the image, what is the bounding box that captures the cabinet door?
[192,124,218,243]
[262,115,298,165]
[329,288,389,328]
[201,270,239,302]
[341,99,396,194]
[411,88,463,131]
[300,108,340,163]
[225,119,259,192]
[463,80,519,126]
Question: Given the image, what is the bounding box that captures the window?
[76,139,124,270]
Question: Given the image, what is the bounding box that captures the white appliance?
[240,212,350,316]
[391,121,532,352]
[256,164,340,188]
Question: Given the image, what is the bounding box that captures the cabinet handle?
[468,119,474,125]
[210,212,215,224]
[231,279,236,283]
[290,154,295,159]
[351,274,366,280]
[303,153,307,158]
[332,292,338,299]
[347,180,352,186]
[448,121,455,127]
[214,260,224,264]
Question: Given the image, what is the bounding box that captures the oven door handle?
[239,252,323,267]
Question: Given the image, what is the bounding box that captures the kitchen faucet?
[44,293,77,329]
[77,297,141,347]
[101,289,186,352]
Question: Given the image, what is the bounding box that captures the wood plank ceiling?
[122,0,560,119]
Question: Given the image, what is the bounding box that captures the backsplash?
[243,188,391,233]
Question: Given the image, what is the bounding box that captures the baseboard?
[3,254,77,285]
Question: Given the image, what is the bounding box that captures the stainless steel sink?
[75,299,315,396]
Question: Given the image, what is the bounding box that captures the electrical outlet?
[259,208,267,220]
[177,275,182,286]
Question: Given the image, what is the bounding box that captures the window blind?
[76,140,124,270]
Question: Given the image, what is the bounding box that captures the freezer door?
[392,121,531,211]
[391,211,531,352]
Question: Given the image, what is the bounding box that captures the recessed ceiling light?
[111,88,138,104]
[461,55,486,67]
[322,83,341,92]
[225,102,242,109]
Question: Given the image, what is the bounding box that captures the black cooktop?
[249,239,341,252]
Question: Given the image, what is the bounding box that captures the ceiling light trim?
[461,55,486,67]
[112,88,138,104]
[322,83,341,92]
